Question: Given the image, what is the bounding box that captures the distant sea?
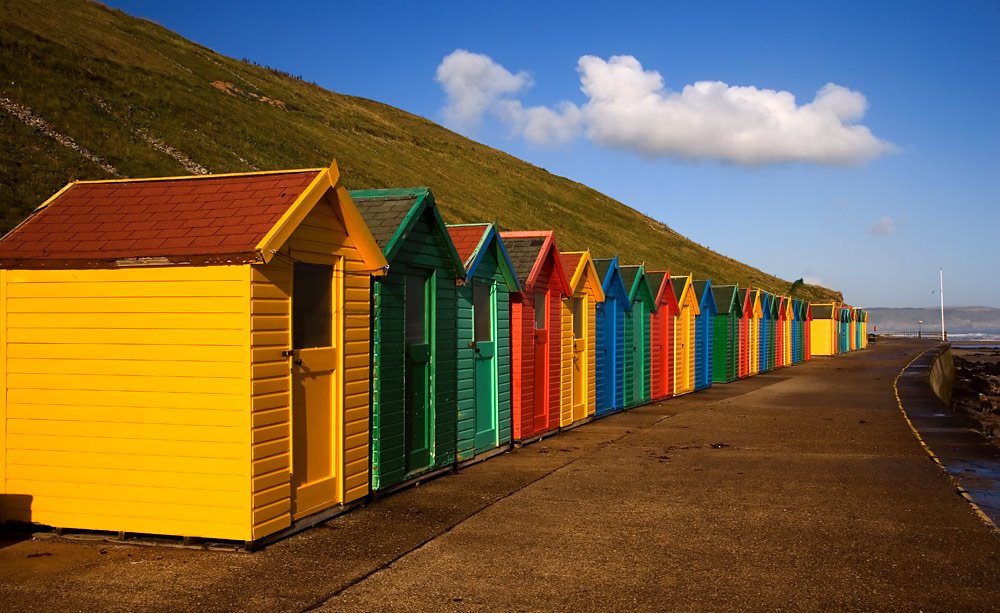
[948,329,1000,350]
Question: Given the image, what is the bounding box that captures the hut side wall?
[0,265,252,540]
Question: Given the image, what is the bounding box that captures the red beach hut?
[647,270,678,401]
[775,296,787,369]
[738,287,753,378]
[500,231,572,442]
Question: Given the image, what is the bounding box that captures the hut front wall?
[595,293,625,416]
[456,249,512,461]
[559,298,573,427]
[248,195,374,538]
[810,318,836,356]
[0,265,253,541]
[371,213,458,490]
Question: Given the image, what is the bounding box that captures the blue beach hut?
[594,257,630,417]
[693,280,718,390]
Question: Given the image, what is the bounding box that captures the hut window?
[573,297,584,339]
[406,273,429,344]
[534,292,547,330]
[292,262,333,349]
[474,282,492,342]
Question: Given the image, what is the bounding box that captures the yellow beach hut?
[809,303,839,356]
[559,251,606,428]
[749,290,763,376]
[670,275,700,396]
[0,163,387,545]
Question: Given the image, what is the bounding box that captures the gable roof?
[560,251,606,301]
[0,162,387,271]
[498,230,572,295]
[670,275,701,315]
[446,223,520,292]
[712,285,741,316]
[592,257,631,310]
[693,279,718,315]
[620,264,656,308]
[646,270,679,315]
[350,187,464,275]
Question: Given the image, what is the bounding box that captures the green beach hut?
[620,265,656,408]
[352,188,466,491]
[447,224,521,465]
[711,285,742,383]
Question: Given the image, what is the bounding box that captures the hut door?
[405,272,433,473]
[603,297,617,410]
[532,291,549,433]
[678,307,691,391]
[571,297,586,421]
[473,282,498,450]
[632,300,644,401]
[291,261,338,519]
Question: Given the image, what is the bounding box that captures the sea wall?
[928,343,955,406]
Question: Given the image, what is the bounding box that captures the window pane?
[293,262,332,349]
[406,274,427,344]
[573,297,584,339]
[474,283,492,341]
[534,291,547,330]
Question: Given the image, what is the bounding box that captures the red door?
[532,290,549,436]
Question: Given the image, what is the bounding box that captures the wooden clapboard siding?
[586,294,597,417]
[510,292,534,440]
[0,265,252,541]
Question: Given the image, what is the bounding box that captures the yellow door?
[290,260,339,520]
[572,296,587,422]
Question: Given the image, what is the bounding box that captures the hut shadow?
[0,494,35,549]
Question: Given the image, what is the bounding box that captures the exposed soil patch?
[952,349,1000,446]
[211,80,286,109]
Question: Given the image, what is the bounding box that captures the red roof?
[0,170,323,266]
[446,224,490,268]
[559,252,583,278]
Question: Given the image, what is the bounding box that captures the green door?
[405,272,433,473]
[473,281,498,452]
[632,300,644,402]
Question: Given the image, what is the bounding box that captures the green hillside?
[0,0,841,303]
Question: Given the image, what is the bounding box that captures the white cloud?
[869,216,895,236]
[435,51,895,165]
[435,50,531,128]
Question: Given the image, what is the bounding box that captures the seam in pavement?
[894,346,1000,538]
[299,403,702,611]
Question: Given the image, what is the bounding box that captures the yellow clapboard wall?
[0,265,252,541]
[559,299,573,427]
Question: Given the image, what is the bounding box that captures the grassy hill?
[0,0,841,303]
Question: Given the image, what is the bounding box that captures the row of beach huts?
[0,163,867,546]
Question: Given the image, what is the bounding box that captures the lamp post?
[918,320,923,339]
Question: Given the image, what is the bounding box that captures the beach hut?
[647,270,678,401]
[671,275,700,395]
[809,303,838,356]
[559,251,606,428]
[858,309,868,349]
[711,285,742,384]
[738,288,754,378]
[351,188,465,492]
[620,265,656,408]
[783,297,794,366]
[749,289,763,376]
[838,306,851,354]
[594,258,630,416]
[804,303,813,361]
[447,224,520,464]
[758,292,771,373]
[849,308,859,352]
[693,280,718,390]
[791,299,803,365]
[500,231,572,441]
[768,294,780,371]
[775,296,787,369]
[0,163,388,543]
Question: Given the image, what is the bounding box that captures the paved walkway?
[1,340,998,611]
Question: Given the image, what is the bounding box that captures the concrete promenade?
[1,339,998,611]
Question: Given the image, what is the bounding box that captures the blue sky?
[107,0,1000,308]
